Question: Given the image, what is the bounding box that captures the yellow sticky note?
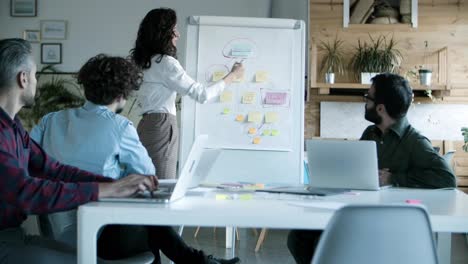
[256,71,268,82]
[216,194,231,200]
[242,92,256,104]
[239,194,253,200]
[222,108,231,114]
[235,114,244,122]
[271,129,280,136]
[220,91,233,103]
[248,112,262,123]
[253,137,261,144]
[262,130,271,136]
[248,128,257,135]
[212,71,226,82]
[265,112,279,124]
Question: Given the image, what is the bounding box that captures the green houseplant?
[318,37,346,84]
[18,66,84,129]
[351,34,402,84]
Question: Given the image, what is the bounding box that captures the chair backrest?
[311,205,438,264]
[443,150,455,168]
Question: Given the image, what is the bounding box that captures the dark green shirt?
[360,117,456,189]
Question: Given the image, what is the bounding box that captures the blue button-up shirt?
[30,101,155,179]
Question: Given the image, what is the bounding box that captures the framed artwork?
[23,30,40,43]
[10,0,37,17]
[41,43,62,64]
[41,20,67,40]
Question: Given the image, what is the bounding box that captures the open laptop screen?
[306,139,380,190]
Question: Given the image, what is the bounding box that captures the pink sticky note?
[264,92,287,105]
[405,199,422,204]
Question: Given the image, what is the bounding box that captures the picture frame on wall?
[10,0,37,17]
[41,20,67,40]
[23,30,40,43]
[41,43,62,64]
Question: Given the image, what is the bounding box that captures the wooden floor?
[160,227,468,264]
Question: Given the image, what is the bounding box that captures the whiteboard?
[181,16,305,184]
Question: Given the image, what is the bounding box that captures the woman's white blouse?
[137,55,225,115]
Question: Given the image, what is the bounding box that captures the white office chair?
[38,210,154,264]
[311,204,438,264]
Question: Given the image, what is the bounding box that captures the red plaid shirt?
[0,107,112,230]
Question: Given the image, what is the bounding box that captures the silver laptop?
[258,139,381,196]
[307,139,381,191]
[100,134,219,203]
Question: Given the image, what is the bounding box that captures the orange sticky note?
[235,114,244,122]
[248,128,257,135]
[253,137,261,144]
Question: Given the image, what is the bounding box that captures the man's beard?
[365,105,382,125]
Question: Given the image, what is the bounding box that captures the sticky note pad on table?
[212,71,226,82]
[222,108,231,114]
[248,128,257,135]
[242,92,256,104]
[264,92,287,105]
[262,130,271,136]
[235,114,245,122]
[271,129,280,136]
[220,91,233,103]
[255,71,268,82]
[248,111,262,123]
[265,112,279,123]
[216,194,231,200]
[252,137,261,144]
[239,194,253,200]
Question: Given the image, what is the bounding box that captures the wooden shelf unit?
[311,82,448,95]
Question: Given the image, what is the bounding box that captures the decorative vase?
[325,73,335,84]
[419,69,432,86]
[360,72,379,84]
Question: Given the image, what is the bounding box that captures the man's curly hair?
[77,54,143,105]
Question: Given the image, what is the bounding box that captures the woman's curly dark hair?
[77,54,143,105]
[130,8,177,69]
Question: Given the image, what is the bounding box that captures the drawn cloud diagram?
[222,38,258,59]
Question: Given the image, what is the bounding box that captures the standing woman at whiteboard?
[130,8,244,179]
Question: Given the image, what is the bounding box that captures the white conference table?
[77,188,468,264]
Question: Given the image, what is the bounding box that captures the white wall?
[154,0,272,66]
[270,0,309,83]
[321,102,468,141]
[0,0,272,72]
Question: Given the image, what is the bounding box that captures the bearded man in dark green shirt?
[287,73,456,264]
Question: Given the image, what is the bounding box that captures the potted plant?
[351,35,402,84]
[18,66,84,129]
[419,68,432,86]
[318,37,346,84]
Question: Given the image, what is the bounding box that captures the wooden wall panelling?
[308,0,468,138]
